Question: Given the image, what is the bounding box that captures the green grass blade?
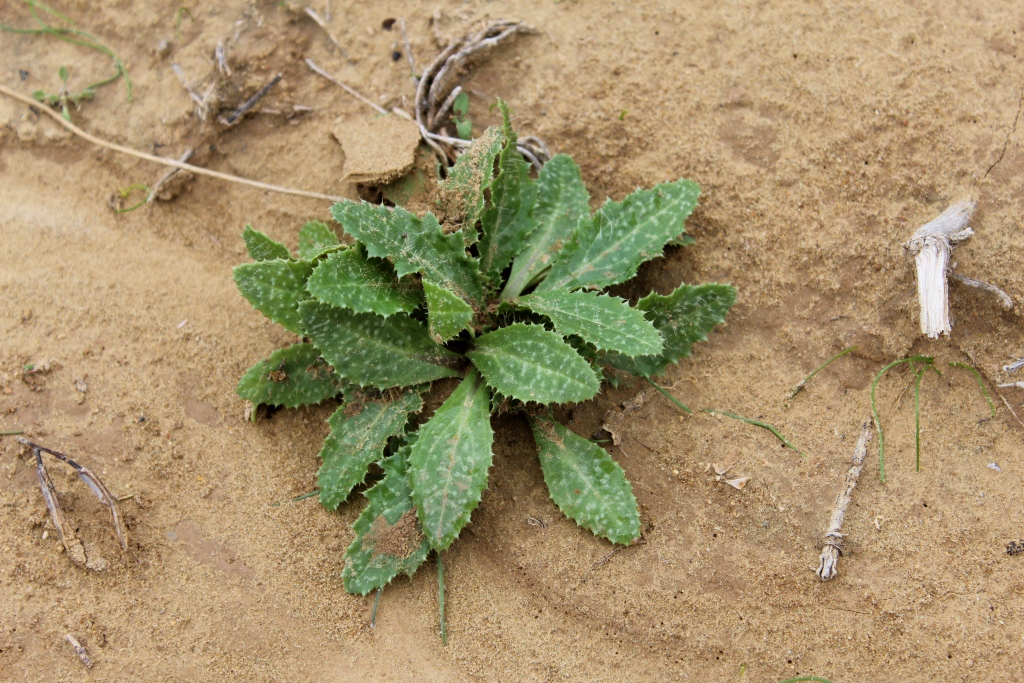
[789,346,857,399]
[949,361,995,418]
[703,409,804,456]
[871,356,934,483]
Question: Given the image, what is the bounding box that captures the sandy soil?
[3,1,1024,681]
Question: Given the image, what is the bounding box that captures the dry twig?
[64,633,93,668]
[816,423,873,581]
[0,83,344,202]
[951,273,1014,310]
[219,72,282,126]
[18,437,127,571]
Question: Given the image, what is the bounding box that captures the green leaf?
[342,446,431,595]
[606,283,736,377]
[307,248,422,317]
[423,280,474,344]
[330,201,484,304]
[297,220,341,260]
[668,233,696,247]
[236,342,344,408]
[478,101,537,287]
[466,323,600,404]
[408,369,494,550]
[233,259,314,334]
[455,118,473,140]
[436,126,502,242]
[501,154,591,300]
[318,390,423,510]
[536,179,701,292]
[517,290,663,357]
[529,417,640,545]
[243,225,291,261]
[452,91,470,116]
[298,300,461,389]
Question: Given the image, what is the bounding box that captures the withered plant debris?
[17,437,127,571]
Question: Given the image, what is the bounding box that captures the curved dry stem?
[0,83,344,203]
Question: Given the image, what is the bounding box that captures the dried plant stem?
[776,678,836,683]
[437,552,447,645]
[304,7,346,56]
[219,72,282,126]
[63,633,93,668]
[0,83,344,202]
[996,390,1024,430]
[789,346,857,400]
[304,59,388,115]
[146,149,194,204]
[951,273,1014,310]
[17,437,128,553]
[817,423,872,580]
[948,362,995,418]
[0,430,24,436]
[645,377,692,413]
[905,199,975,338]
[702,409,804,456]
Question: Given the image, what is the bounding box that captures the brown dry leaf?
[713,455,738,476]
[332,115,421,185]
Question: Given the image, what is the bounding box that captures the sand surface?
[3,1,1024,681]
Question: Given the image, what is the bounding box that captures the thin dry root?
[816,423,873,581]
[905,199,975,338]
[951,273,1014,310]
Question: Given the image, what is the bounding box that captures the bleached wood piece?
[816,423,873,581]
[905,199,976,338]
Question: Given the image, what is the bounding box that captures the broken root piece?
[951,273,1014,310]
[816,423,872,581]
[17,437,128,571]
[905,199,975,338]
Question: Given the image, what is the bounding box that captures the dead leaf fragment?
[726,477,749,490]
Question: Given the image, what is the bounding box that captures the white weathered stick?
[64,633,93,668]
[905,199,976,338]
[816,422,873,581]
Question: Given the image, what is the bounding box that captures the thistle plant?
[233,102,736,596]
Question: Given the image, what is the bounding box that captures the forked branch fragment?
[816,423,873,581]
[16,437,128,571]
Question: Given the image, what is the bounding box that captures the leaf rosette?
[232,101,736,600]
